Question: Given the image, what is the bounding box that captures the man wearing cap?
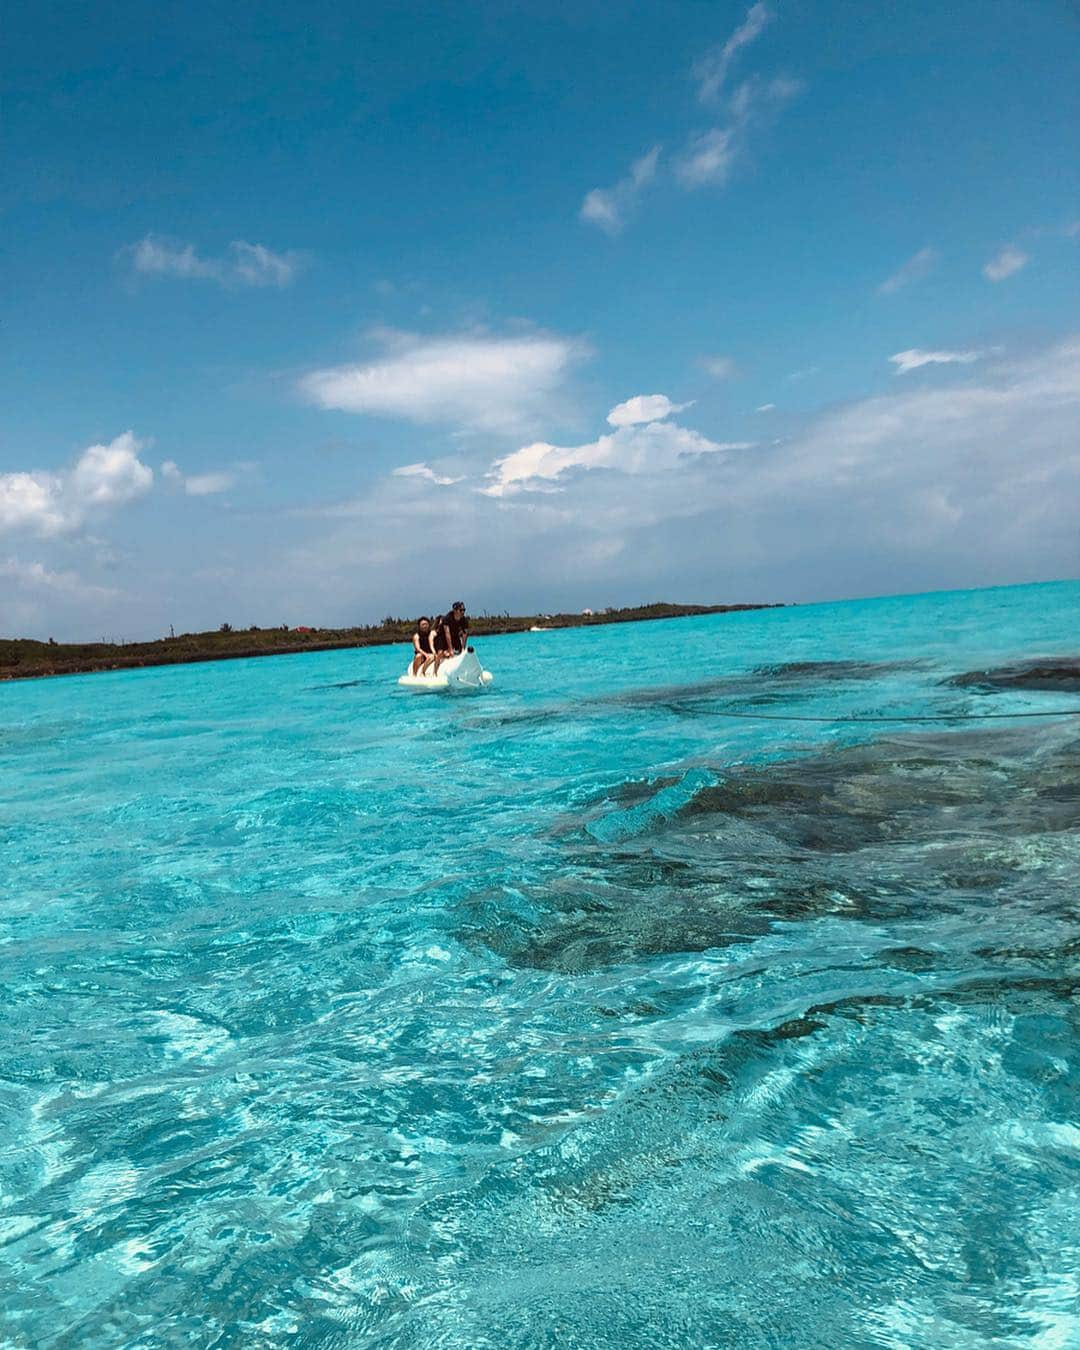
[441,601,469,656]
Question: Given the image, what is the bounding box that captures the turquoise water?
[2,581,1078,1348]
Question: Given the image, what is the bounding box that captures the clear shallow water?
[2,581,1078,1348]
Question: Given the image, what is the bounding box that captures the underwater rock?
[466,722,1080,971]
[946,657,1080,692]
[753,659,919,680]
[684,724,1080,847]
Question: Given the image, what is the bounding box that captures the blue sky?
[3,0,1078,639]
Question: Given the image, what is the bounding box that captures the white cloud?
[580,146,661,235]
[890,348,981,375]
[693,3,772,103]
[130,237,216,280]
[676,75,800,188]
[0,432,154,538]
[299,330,586,435]
[127,235,300,288]
[485,416,751,497]
[730,73,801,119]
[878,246,939,295]
[606,394,691,427]
[757,403,776,412]
[228,242,296,288]
[0,472,66,536]
[701,354,737,379]
[392,462,463,486]
[677,128,738,188]
[983,246,1029,282]
[70,432,154,506]
[581,6,794,229]
[476,337,1080,561]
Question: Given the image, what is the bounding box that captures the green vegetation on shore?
[0,602,780,682]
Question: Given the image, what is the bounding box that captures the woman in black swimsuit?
[411,617,435,675]
[429,614,451,674]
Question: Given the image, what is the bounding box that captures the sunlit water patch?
[1,581,1078,1347]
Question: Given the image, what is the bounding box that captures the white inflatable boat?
[398,648,494,693]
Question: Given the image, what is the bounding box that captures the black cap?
[452,600,465,610]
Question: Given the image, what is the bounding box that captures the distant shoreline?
[0,603,781,683]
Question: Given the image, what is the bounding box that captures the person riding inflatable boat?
[399,602,493,692]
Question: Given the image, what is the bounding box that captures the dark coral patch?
[946,658,1080,693]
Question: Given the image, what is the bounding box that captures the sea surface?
[2,581,1079,1349]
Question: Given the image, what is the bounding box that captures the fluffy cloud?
[0,472,66,536]
[70,434,154,506]
[0,432,154,538]
[580,146,661,235]
[878,246,939,295]
[890,348,981,375]
[127,235,299,288]
[161,461,236,496]
[484,402,751,497]
[693,3,772,103]
[606,394,691,427]
[983,246,1029,282]
[299,330,586,435]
